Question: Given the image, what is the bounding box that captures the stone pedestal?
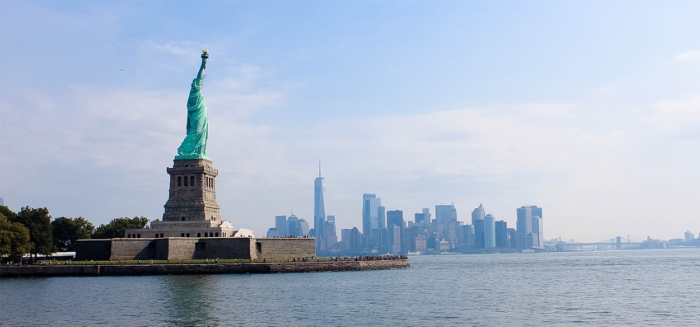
[163,159,221,222]
[125,158,234,238]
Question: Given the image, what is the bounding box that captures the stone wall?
[0,265,100,277]
[75,239,112,261]
[0,259,411,277]
[110,239,166,260]
[77,237,315,261]
[268,259,411,273]
[104,237,257,260]
[255,238,316,259]
[165,238,199,260]
[195,238,255,260]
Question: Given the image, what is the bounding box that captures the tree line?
[0,205,148,262]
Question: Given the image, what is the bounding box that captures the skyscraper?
[471,203,485,225]
[532,207,543,221]
[474,219,485,249]
[685,230,695,242]
[462,224,475,249]
[299,219,310,237]
[349,227,362,252]
[362,194,376,236]
[414,234,427,253]
[387,210,404,253]
[362,194,382,235]
[531,216,543,248]
[495,220,508,248]
[387,210,404,229]
[340,228,352,251]
[287,214,301,237]
[275,215,287,237]
[314,162,326,250]
[414,208,431,226]
[517,205,543,250]
[531,206,543,248]
[266,228,278,238]
[378,205,386,231]
[484,214,496,248]
[390,225,402,253]
[436,204,458,248]
[403,226,417,252]
[507,228,518,249]
[516,206,531,249]
[472,204,485,249]
[436,204,458,224]
[324,215,338,249]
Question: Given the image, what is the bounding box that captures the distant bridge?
[556,235,644,251]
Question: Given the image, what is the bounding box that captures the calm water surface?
[1,249,699,326]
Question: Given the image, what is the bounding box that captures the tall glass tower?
[362,194,376,236]
[362,193,382,248]
[517,205,543,249]
[471,204,485,225]
[484,214,496,248]
[472,204,486,249]
[314,161,326,250]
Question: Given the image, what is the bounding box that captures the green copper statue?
[176,50,211,160]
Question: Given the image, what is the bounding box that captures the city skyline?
[263,170,695,248]
[265,179,698,253]
[1,1,700,241]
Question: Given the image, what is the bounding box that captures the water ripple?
[1,249,699,326]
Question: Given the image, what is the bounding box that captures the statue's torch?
[201,50,209,70]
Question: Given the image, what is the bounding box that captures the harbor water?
[1,249,698,326]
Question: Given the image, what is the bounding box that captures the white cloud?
[218,64,266,91]
[142,40,208,59]
[516,103,575,118]
[674,50,700,62]
[644,95,700,135]
[307,104,624,180]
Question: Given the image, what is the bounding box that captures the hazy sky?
[1,1,699,242]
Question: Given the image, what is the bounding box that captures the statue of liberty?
[176,50,211,160]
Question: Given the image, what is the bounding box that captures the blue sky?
[1,1,699,241]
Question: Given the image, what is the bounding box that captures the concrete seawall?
[0,259,410,278]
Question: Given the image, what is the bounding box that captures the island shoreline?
[0,259,410,277]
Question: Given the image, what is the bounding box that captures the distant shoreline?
[0,259,410,278]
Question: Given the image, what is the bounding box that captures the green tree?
[15,206,56,260]
[0,213,33,262]
[0,205,17,221]
[93,216,149,239]
[52,217,95,251]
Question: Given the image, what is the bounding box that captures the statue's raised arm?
[198,50,208,80]
[176,50,211,160]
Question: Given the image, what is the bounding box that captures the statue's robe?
[177,76,209,159]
